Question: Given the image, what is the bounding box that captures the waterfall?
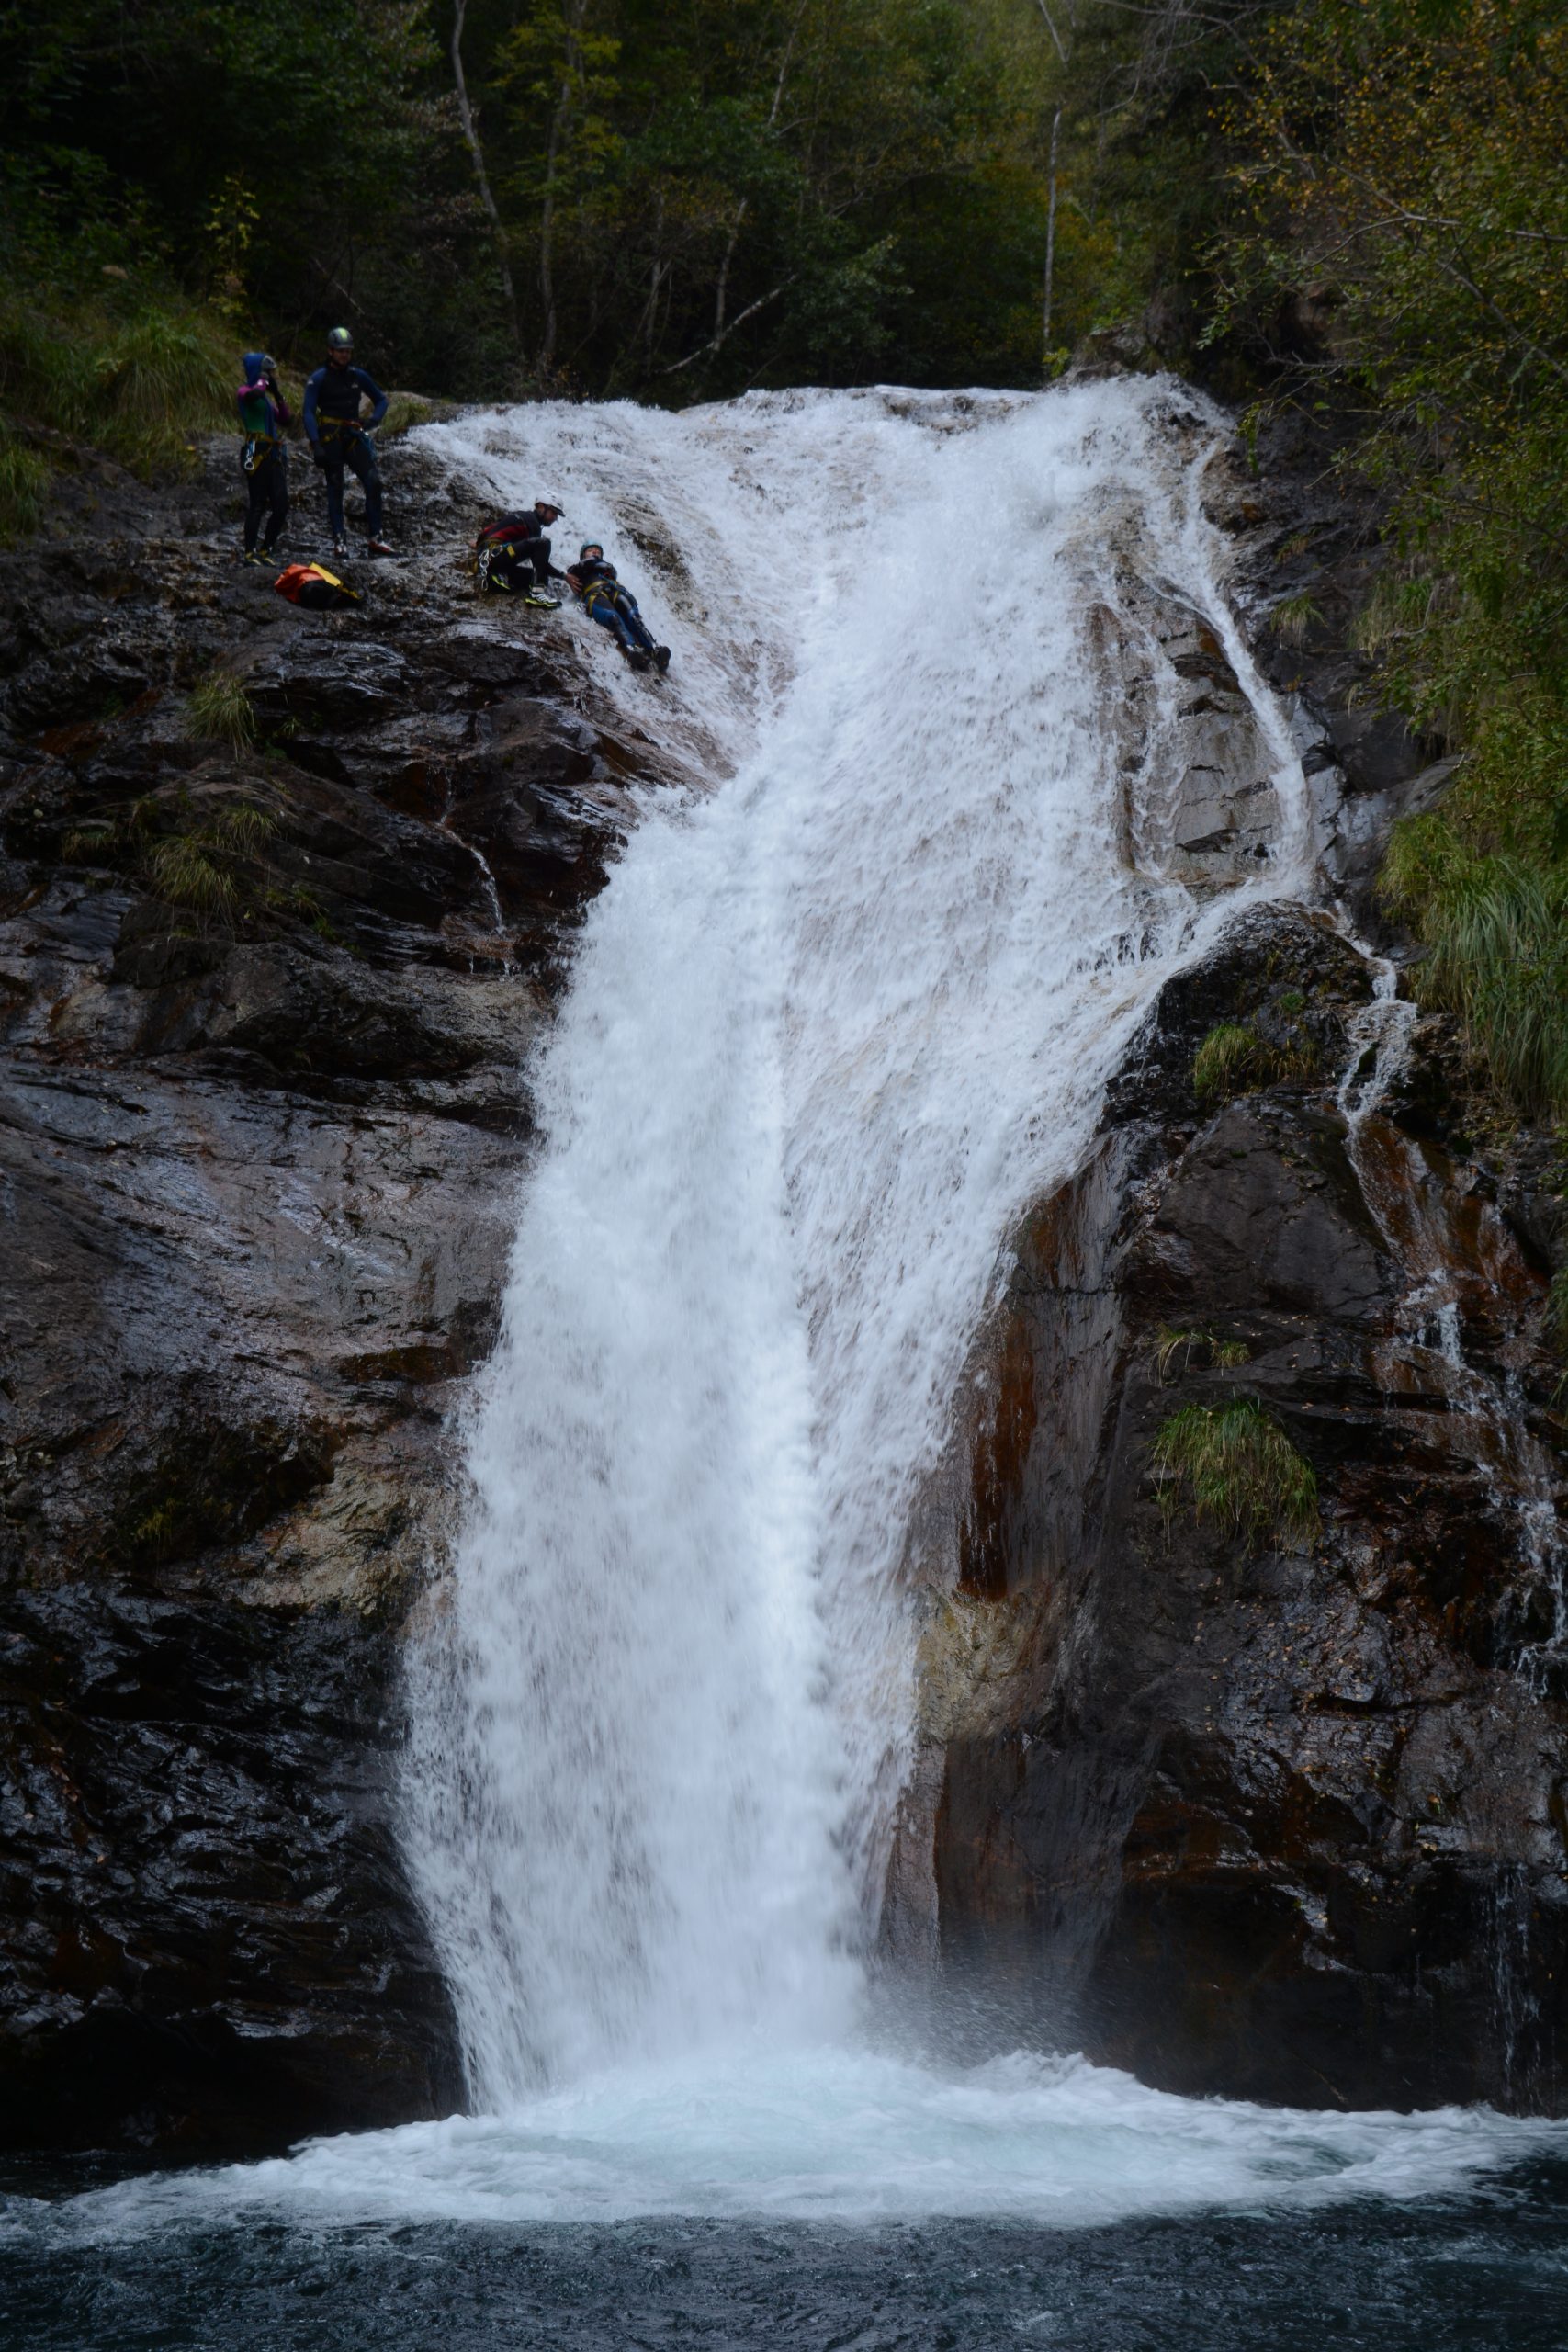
[17,385,1564,2249]
[402,380,1313,2108]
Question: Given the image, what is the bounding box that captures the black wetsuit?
[303,363,389,540]
[237,358,291,555]
[475,513,559,594]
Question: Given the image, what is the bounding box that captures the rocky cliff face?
[0,432,686,2154]
[3,403,1562,2160]
[896,421,1568,2114]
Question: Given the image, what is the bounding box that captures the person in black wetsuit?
[302,327,393,558]
[473,501,565,603]
[563,542,671,673]
[235,350,292,562]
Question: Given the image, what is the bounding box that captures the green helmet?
[326,326,354,355]
[579,541,604,561]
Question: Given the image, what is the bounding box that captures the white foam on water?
[6,2050,1558,2242]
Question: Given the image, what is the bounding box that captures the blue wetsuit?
[303,362,389,541]
[565,558,658,656]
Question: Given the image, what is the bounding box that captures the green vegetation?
[185,673,258,752]
[0,285,233,476]
[1203,0,1568,1124]
[378,393,437,443]
[144,802,277,927]
[0,417,50,541]
[1154,1327,1251,1384]
[1193,1021,1317,1107]
[1150,1396,1318,1553]
[0,0,1084,411]
[60,820,120,865]
[1269,593,1321,650]
[1382,827,1568,1116]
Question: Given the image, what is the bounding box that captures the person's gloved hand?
[310,440,327,469]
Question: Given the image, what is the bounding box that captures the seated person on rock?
[236,351,292,564]
[563,542,671,673]
[473,501,566,605]
[303,327,394,560]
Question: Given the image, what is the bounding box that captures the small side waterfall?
[1338,973,1567,1690]
[401,381,1315,2110]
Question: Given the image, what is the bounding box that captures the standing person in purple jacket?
[236,351,292,564]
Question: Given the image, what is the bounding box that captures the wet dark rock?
[0,1581,459,2155]
[901,900,1568,2114]
[0,432,694,2157]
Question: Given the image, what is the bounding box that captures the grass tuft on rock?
[1270,590,1323,649]
[1150,1396,1318,1552]
[1382,817,1568,1117]
[0,419,51,542]
[144,801,276,926]
[1154,1326,1252,1382]
[1192,1022,1318,1107]
[186,673,257,751]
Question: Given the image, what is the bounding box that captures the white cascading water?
[19,385,1562,2246]
[401,379,1310,2106]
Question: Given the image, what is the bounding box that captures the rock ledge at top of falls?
[0,428,695,2156]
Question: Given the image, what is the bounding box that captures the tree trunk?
[1043,106,1062,360]
[538,0,589,377]
[450,0,521,347]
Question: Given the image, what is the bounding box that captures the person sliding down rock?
[236,351,292,563]
[303,326,394,559]
[563,543,671,673]
[472,501,566,605]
